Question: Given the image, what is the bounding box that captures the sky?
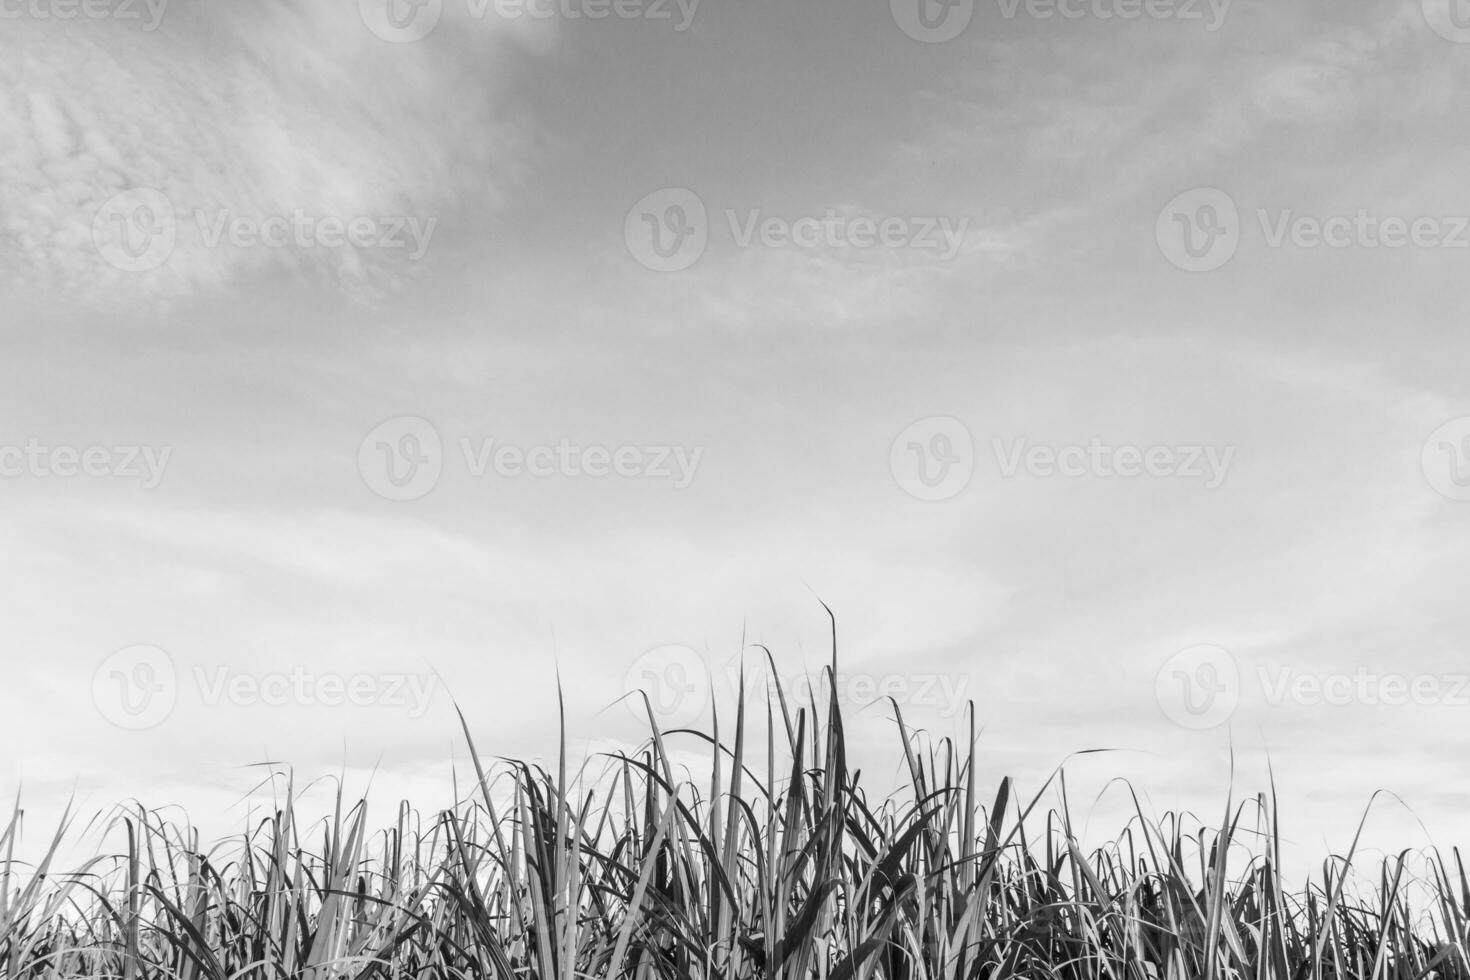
[3,0,1470,878]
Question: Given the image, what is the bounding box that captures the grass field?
[5,648,1467,980]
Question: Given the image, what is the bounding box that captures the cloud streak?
[0,1,529,303]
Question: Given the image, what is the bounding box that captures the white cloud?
[0,3,532,304]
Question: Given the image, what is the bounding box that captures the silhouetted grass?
[4,632,1467,979]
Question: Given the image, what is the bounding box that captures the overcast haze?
[3,0,1470,873]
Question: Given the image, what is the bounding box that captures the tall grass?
[5,640,1469,979]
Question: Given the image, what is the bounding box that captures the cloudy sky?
[3,0,1470,874]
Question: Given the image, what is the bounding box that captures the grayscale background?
[4,0,1468,874]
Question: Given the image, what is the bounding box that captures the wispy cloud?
[0,2,533,304]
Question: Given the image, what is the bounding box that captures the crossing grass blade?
[3,644,1465,980]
